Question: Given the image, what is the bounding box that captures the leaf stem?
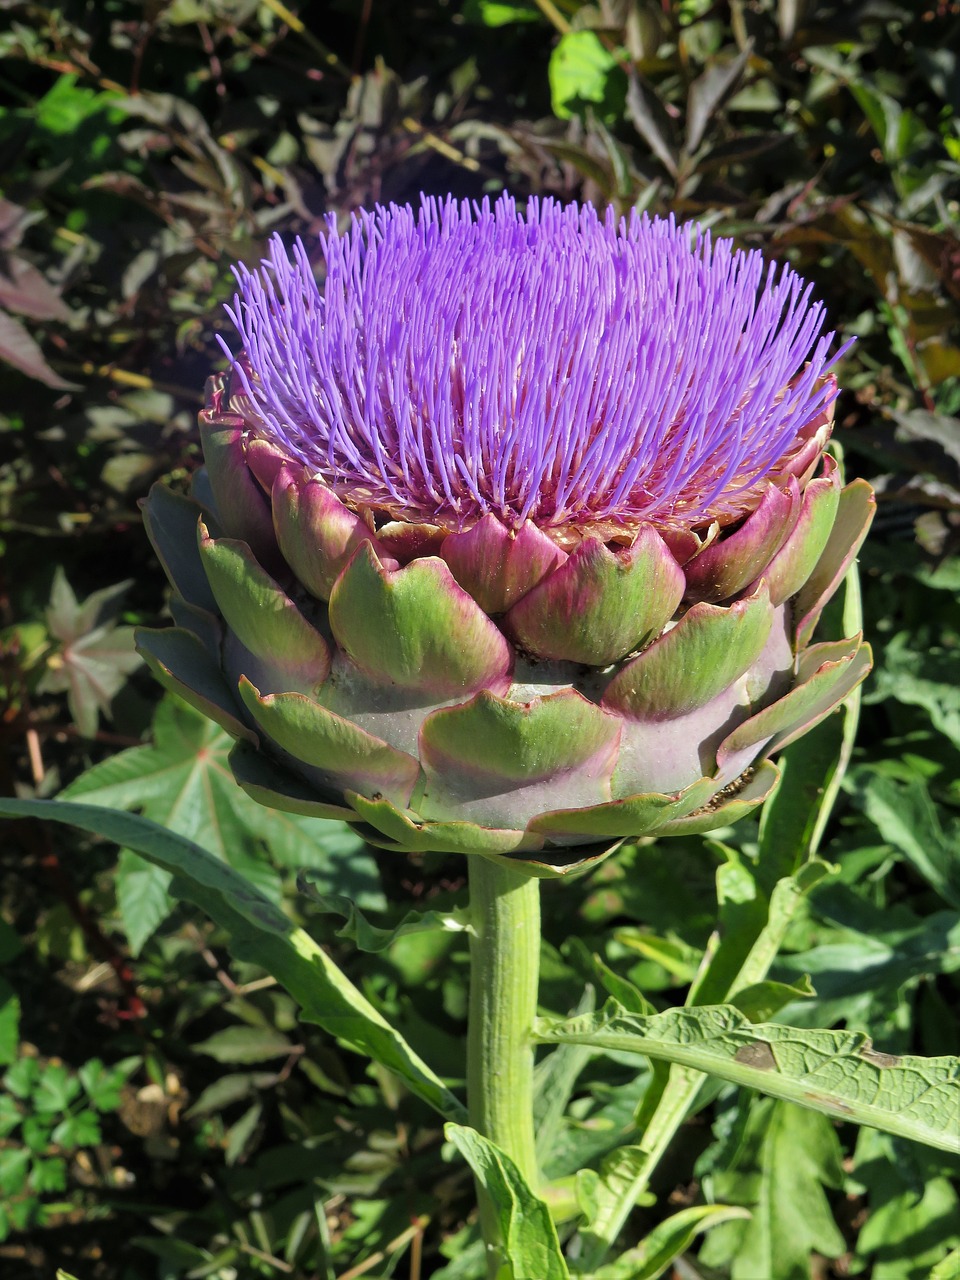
[467,857,541,1273]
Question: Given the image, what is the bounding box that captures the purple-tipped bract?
[223,194,844,541]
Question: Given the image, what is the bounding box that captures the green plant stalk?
[467,856,541,1270]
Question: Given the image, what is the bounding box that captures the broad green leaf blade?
[444,1123,569,1280]
[535,1003,960,1153]
[587,1203,751,1280]
[0,796,465,1123]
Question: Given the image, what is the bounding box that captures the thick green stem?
[467,856,541,1268]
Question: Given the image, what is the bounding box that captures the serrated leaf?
[0,1094,20,1138]
[63,697,317,945]
[51,1111,101,1148]
[0,796,466,1123]
[4,1058,38,1098]
[117,850,174,954]
[32,1063,81,1114]
[535,1003,960,1152]
[78,1057,139,1112]
[445,1123,569,1280]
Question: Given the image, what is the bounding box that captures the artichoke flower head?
[138,195,874,877]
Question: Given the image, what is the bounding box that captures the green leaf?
[613,930,701,984]
[4,1058,38,1098]
[852,1128,960,1279]
[870,638,960,752]
[21,1116,52,1152]
[30,1156,68,1193]
[587,1203,751,1280]
[51,1110,102,1148]
[0,1093,21,1138]
[534,1003,960,1152]
[717,1103,846,1280]
[32,1063,82,1114]
[851,771,960,910]
[78,1057,139,1112]
[775,906,960,1031]
[444,1123,569,1280]
[64,697,374,947]
[463,0,541,24]
[0,1148,30,1196]
[730,975,815,1023]
[0,980,20,1066]
[116,850,173,955]
[0,796,465,1123]
[932,1248,960,1280]
[192,1025,294,1064]
[549,31,623,123]
[534,985,597,1170]
[297,884,468,954]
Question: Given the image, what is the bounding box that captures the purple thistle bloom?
[222,193,845,540]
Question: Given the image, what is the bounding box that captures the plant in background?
[6,193,960,1279]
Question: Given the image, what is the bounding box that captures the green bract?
[137,361,873,879]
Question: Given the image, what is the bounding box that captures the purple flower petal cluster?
[223,194,845,537]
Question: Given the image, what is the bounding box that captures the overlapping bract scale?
[136,377,874,878]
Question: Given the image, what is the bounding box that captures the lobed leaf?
[535,1003,960,1152]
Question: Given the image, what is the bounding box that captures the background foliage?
[1,0,959,1276]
